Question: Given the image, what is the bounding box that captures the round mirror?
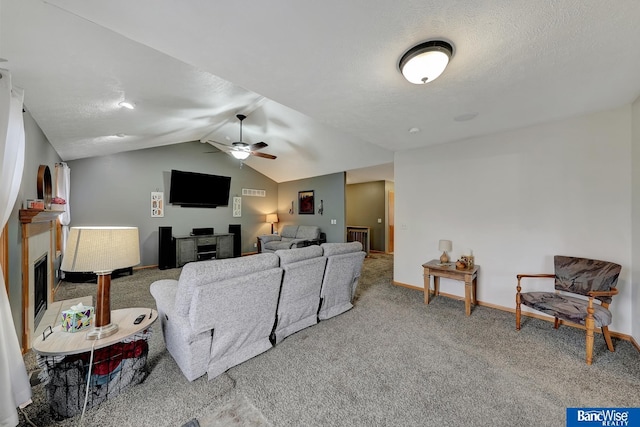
[37,165,52,209]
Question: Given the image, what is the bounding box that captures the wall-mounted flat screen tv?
[169,169,231,208]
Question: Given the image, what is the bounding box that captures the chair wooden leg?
[602,326,615,352]
[585,306,595,365]
[554,317,560,329]
[515,294,521,330]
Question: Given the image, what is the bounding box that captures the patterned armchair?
[515,255,621,365]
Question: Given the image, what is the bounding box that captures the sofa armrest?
[302,233,327,247]
[290,239,311,248]
[150,279,179,311]
[150,279,200,343]
[258,235,282,244]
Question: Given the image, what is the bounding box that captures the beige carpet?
[194,394,271,427]
[18,255,640,427]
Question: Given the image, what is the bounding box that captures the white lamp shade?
[62,226,140,273]
[438,239,452,252]
[231,149,250,160]
[266,214,279,224]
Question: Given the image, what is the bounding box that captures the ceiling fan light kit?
[231,149,250,160]
[399,40,453,84]
[211,114,277,161]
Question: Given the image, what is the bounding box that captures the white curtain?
[54,162,71,250]
[0,70,32,427]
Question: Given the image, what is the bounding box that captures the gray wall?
[277,172,346,243]
[346,181,386,251]
[67,141,278,265]
[8,109,62,338]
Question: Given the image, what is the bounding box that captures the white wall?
[632,96,640,344]
[395,106,633,335]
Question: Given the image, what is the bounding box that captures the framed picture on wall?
[232,196,242,217]
[151,192,164,217]
[298,190,314,215]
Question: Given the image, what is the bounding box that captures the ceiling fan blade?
[208,140,233,149]
[249,141,268,151]
[251,151,277,160]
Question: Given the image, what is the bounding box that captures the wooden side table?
[422,259,479,316]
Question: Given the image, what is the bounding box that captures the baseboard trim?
[392,281,637,344]
[393,281,422,291]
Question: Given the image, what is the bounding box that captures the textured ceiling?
[2,0,640,183]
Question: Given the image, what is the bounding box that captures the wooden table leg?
[433,276,440,297]
[464,278,472,316]
[472,277,477,305]
[423,270,431,304]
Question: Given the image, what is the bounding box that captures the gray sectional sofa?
[150,242,366,381]
[258,225,322,252]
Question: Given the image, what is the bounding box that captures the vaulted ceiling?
[2,0,640,183]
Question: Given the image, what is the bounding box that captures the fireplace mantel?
[20,210,61,351]
[20,209,63,224]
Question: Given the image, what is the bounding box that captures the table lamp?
[438,239,452,264]
[61,226,140,340]
[266,213,279,234]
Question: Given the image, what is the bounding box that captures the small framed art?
[151,192,164,217]
[298,190,314,215]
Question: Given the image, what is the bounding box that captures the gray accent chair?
[515,255,622,365]
[271,245,327,344]
[258,225,321,252]
[150,253,283,381]
[318,242,366,320]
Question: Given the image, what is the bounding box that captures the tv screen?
[169,169,231,208]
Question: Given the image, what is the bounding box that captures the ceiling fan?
[208,114,277,161]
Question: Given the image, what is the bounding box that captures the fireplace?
[34,253,48,328]
[19,167,64,351]
[20,209,61,351]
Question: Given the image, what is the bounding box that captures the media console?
[174,233,234,267]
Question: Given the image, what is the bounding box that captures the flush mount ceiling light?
[399,40,454,84]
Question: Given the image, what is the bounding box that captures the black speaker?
[158,226,176,269]
[229,224,241,257]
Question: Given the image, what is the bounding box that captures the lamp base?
[439,251,450,264]
[85,322,119,340]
